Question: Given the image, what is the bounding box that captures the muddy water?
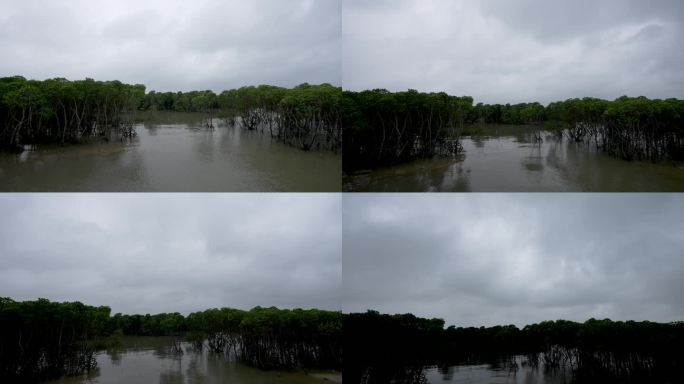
[44,336,340,384]
[0,112,341,192]
[424,357,571,384]
[344,125,684,192]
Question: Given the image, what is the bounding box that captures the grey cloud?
[479,0,684,43]
[343,0,684,103]
[0,0,340,91]
[343,194,684,327]
[0,194,341,315]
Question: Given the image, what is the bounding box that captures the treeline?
[139,90,218,113]
[108,306,342,369]
[0,298,111,383]
[472,101,546,125]
[545,96,684,161]
[0,298,341,383]
[0,76,144,151]
[345,310,684,384]
[219,83,341,151]
[139,83,341,151]
[186,307,342,369]
[342,89,472,171]
[343,89,684,171]
[1,76,341,152]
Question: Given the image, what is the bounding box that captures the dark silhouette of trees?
[342,89,472,172]
[470,102,546,125]
[3,297,681,383]
[345,310,684,384]
[0,298,111,383]
[0,298,341,383]
[344,311,445,383]
[186,306,342,370]
[108,312,186,336]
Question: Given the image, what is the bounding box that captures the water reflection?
[344,125,684,191]
[359,358,572,384]
[0,112,341,192]
[424,358,572,384]
[44,337,338,384]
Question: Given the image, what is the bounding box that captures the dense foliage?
[107,306,342,369]
[215,83,341,151]
[108,312,186,336]
[1,76,340,152]
[139,83,341,151]
[471,102,546,125]
[186,306,342,369]
[343,89,684,172]
[0,298,341,382]
[342,89,472,171]
[139,90,218,113]
[546,96,684,161]
[0,298,110,383]
[345,310,684,384]
[0,76,144,150]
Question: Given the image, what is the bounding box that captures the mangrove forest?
[345,310,684,384]
[140,83,341,151]
[0,298,341,383]
[342,89,684,172]
[0,76,341,153]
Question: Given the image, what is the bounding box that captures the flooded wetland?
[344,125,684,192]
[43,337,340,384]
[0,112,341,192]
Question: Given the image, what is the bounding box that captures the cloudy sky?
[0,0,340,91]
[343,0,684,104]
[0,194,341,315]
[343,194,684,327]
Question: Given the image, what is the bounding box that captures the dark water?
[344,125,684,192]
[0,112,341,192]
[424,358,571,384]
[43,336,340,384]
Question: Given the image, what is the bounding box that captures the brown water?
[343,125,684,192]
[43,336,340,384]
[0,112,341,192]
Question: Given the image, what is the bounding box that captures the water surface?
[424,359,571,384]
[344,125,684,192]
[44,336,339,384]
[0,112,341,192]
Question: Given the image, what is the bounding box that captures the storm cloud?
[343,0,684,103]
[0,0,340,91]
[0,194,341,315]
[343,194,684,327]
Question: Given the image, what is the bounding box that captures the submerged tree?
[546,96,684,160]
[0,76,144,150]
[0,298,110,382]
[186,306,342,370]
[345,310,684,384]
[217,83,341,151]
[344,89,684,172]
[0,298,341,382]
[342,89,472,171]
[1,76,341,153]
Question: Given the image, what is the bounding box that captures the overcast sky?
[0,0,340,92]
[0,194,341,315]
[343,194,684,327]
[343,0,684,104]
